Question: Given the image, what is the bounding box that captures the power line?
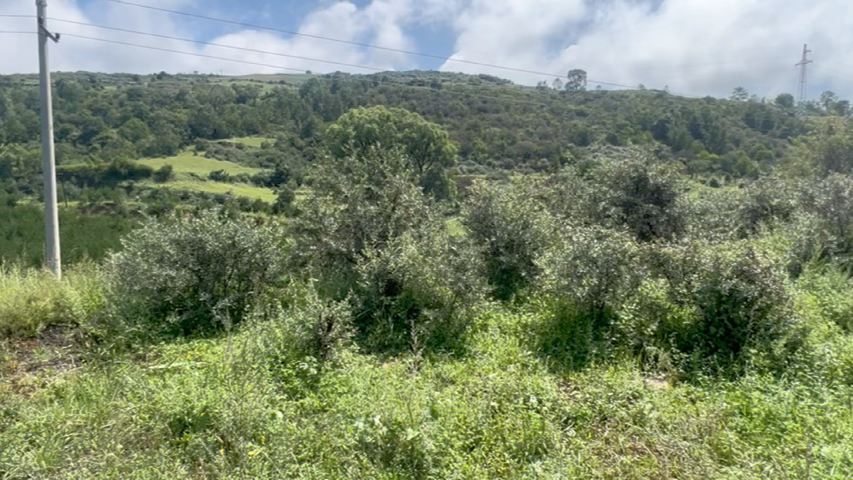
[102,0,638,89]
[60,33,309,74]
[50,18,384,73]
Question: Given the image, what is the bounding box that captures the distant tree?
[730,87,749,102]
[552,78,564,90]
[566,69,588,92]
[775,93,795,110]
[820,90,839,113]
[324,105,458,200]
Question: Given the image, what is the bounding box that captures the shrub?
[294,149,483,352]
[153,164,174,183]
[735,176,797,238]
[659,244,795,375]
[593,157,685,242]
[354,227,483,353]
[102,211,286,337]
[534,225,641,369]
[255,284,354,367]
[463,179,551,301]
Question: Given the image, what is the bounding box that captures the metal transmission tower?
[796,44,813,109]
[36,0,62,278]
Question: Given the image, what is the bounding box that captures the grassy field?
[136,150,277,202]
[138,151,264,177]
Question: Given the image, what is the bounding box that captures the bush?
[659,244,795,375]
[153,164,174,183]
[354,227,483,353]
[593,157,685,242]
[102,211,287,337]
[735,176,797,238]
[463,179,551,301]
[255,284,354,367]
[294,149,483,353]
[534,225,641,369]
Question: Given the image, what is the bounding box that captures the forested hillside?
[0,70,812,184]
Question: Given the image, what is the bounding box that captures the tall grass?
[0,263,104,338]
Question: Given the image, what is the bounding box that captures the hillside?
[1,70,807,179]
[3,69,853,478]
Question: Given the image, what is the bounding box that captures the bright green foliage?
[324,105,458,199]
[102,211,286,337]
[463,179,551,301]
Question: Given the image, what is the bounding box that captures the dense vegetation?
[2,71,853,478]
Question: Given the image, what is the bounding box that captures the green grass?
[1,278,852,478]
[137,150,277,202]
[138,151,264,177]
[0,263,103,339]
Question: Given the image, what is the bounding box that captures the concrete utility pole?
[36,0,61,278]
[796,44,813,109]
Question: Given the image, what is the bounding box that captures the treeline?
[1,70,840,181]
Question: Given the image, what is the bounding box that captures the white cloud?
[0,0,417,76]
[438,0,853,98]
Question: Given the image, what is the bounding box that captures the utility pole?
[36,0,61,278]
[796,44,813,112]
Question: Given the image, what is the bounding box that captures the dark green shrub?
[593,157,685,242]
[547,151,684,242]
[659,244,795,375]
[153,164,174,183]
[103,211,286,337]
[463,179,551,301]
[735,176,797,238]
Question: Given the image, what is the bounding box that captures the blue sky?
[0,0,849,99]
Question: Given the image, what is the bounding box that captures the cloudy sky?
[0,0,849,99]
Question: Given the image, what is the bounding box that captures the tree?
[566,69,588,92]
[552,78,564,91]
[820,90,839,113]
[775,93,795,110]
[730,87,749,102]
[324,105,458,200]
